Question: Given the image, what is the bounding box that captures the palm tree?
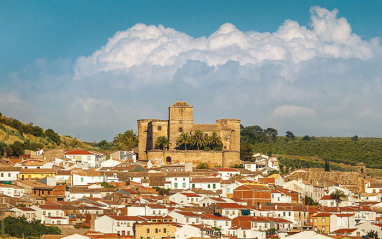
[330,189,345,210]
[176,133,191,150]
[113,129,138,150]
[192,130,205,150]
[155,136,169,150]
[208,131,223,150]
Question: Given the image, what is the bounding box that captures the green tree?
[286,131,295,139]
[240,141,253,161]
[266,228,278,236]
[95,139,113,151]
[10,141,24,157]
[191,130,205,150]
[305,196,320,205]
[367,230,379,239]
[113,129,138,150]
[351,135,359,141]
[207,131,223,150]
[330,189,345,210]
[265,128,278,141]
[45,129,61,145]
[176,133,191,150]
[324,160,330,171]
[155,136,169,150]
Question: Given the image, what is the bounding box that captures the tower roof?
[170,101,192,107]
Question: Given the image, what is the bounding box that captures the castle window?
[179,127,183,132]
[166,156,171,163]
[158,126,162,131]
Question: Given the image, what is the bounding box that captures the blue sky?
[1,1,382,141]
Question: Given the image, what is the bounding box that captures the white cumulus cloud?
[273,105,316,118]
[74,6,379,84]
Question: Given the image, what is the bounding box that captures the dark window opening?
[166,156,171,163]
[179,127,183,132]
[158,126,162,131]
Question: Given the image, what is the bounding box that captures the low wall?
[147,150,240,167]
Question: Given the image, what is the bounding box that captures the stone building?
[137,101,240,167]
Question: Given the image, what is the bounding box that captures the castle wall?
[137,119,153,160]
[216,119,241,151]
[148,120,168,150]
[147,150,240,168]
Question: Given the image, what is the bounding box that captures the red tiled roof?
[65,150,94,155]
[181,193,201,197]
[320,195,334,200]
[214,168,239,172]
[332,228,357,234]
[217,203,247,209]
[315,213,332,217]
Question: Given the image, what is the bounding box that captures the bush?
[215,147,222,151]
[196,162,209,169]
[204,147,211,151]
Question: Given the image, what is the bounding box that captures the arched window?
[166,156,171,163]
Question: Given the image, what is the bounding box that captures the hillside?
[0,113,91,158]
[241,125,382,170]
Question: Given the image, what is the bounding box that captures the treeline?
[0,216,60,239]
[241,124,382,169]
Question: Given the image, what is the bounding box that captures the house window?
[174,168,177,172]
[147,229,150,233]
[272,194,274,198]
[322,218,326,222]
[174,183,178,188]
[213,184,216,189]
[155,228,159,233]
[8,173,10,177]
[180,168,183,172]
[164,228,166,233]
[0,173,3,177]
[208,184,210,188]
[322,226,326,232]
[158,126,162,131]
[226,188,230,192]
[314,218,317,222]
[81,178,83,182]
[182,183,186,188]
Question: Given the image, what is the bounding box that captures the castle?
[137,101,241,167]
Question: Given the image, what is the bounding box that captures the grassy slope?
[0,121,92,150]
[251,136,382,169]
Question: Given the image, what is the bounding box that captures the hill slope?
[0,113,91,157]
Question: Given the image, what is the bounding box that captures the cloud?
[74,6,379,85]
[273,105,316,118]
[2,6,382,141]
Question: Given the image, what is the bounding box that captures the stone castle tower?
[137,101,241,167]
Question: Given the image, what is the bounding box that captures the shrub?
[204,147,211,151]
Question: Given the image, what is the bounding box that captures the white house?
[100,159,122,168]
[243,162,257,172]
[31,204,68,224]
[94,215,146,237]
[175,224,216,239]
[11,207,37,221]
[0,167,21,181]
[0,184,24,197]
[169,192,203,205]
[190,178,221,191]
[163,173,190,190]
[201,214,232,236]
[65,150,105,168]
[213,168,240,179]
[71,171,105,186]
